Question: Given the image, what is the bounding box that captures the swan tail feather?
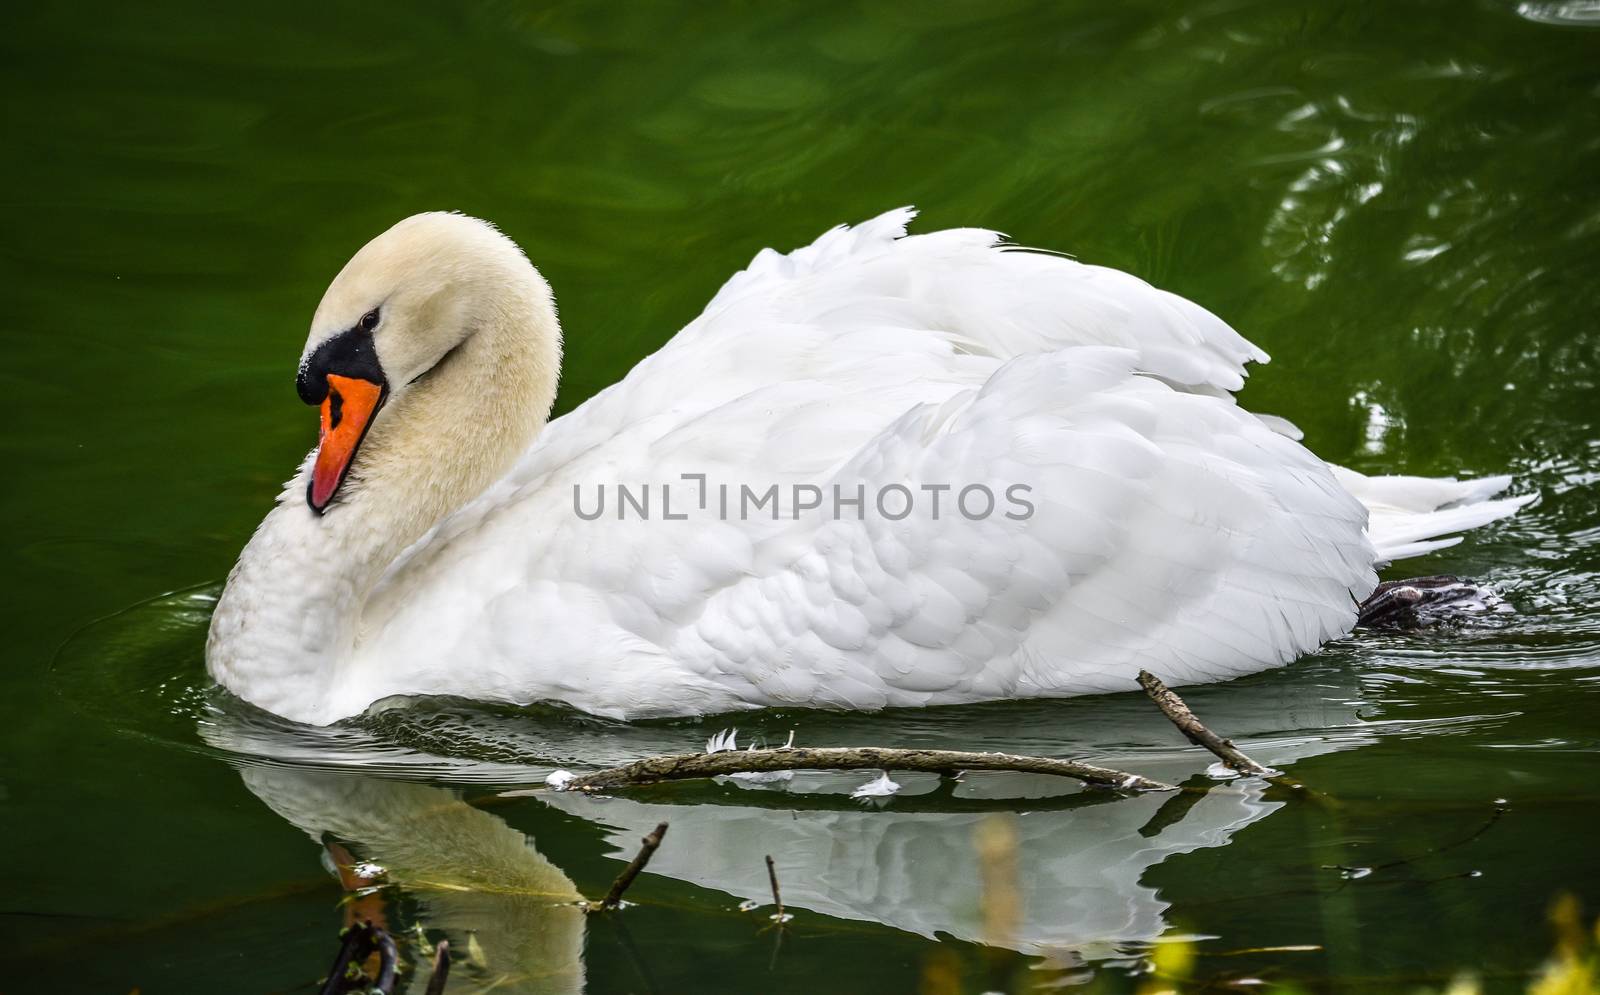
[1329,466,1534,565]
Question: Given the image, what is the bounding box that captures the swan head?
[295,212,556,514]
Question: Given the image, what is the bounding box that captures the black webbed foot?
[1356,575,1506,630]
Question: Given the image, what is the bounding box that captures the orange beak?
[309,373,386,514]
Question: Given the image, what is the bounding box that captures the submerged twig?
[1323,800,1508,879]
[318,920,397,995]
[764,854,787,925]
[562,746,1173,793]
[320,926,363,995]
[592,822,670,911]
[369,927,398,994]
[423,939,450,995]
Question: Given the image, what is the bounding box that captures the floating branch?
[562,746,1174,793]
[592,821,670,911]
[1136,670,1273,777]
[1135,669,1324,801]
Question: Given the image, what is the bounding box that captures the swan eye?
[359,308,381,333]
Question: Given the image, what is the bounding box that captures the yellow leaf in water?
[466,931,489,971]
[1151,935,1196,979]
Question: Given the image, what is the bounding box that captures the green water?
[4,2,1598,992]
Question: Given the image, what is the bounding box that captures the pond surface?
[3,2,1598,992]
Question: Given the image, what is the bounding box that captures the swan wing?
[498,205,1272,482]
[657,347,1375,710]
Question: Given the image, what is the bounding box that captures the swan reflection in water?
[240,765,587,993]
[207,675,1377,992]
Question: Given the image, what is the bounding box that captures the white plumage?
[207,209,1529,725]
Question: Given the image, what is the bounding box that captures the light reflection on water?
[1515,1,1600,27]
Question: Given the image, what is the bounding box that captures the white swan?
[207,209,1529,725]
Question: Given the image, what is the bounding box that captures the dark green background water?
[3,2,1597,992]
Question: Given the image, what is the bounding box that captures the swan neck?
[209,273,561,724]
